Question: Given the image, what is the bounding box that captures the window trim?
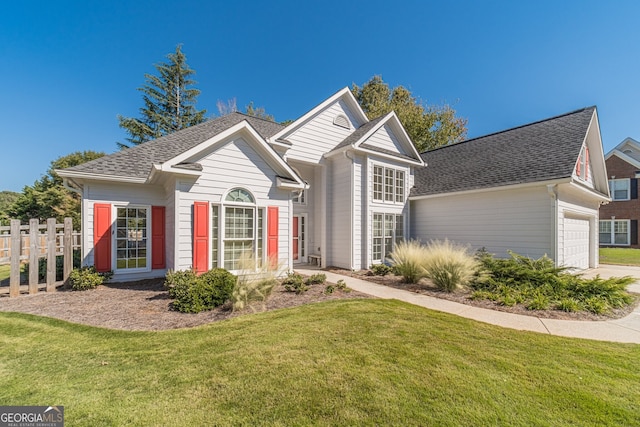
[372,164,405,204]
[113,204,151,273]
[609,178,631,201]
[599,219,631,246]
[212,188,265,272]
[372,212,404,263]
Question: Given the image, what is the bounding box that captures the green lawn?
[600,247,640,266]
[1,300,638,426]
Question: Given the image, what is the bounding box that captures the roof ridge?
[231,111,284,126]
[422,106,596,154]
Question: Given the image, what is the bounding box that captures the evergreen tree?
[117,45,207,149]
[351,76,468,152]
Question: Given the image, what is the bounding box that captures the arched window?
[225,188,255,203]
[212,188,263,271]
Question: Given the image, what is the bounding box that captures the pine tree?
[117,45,207,149]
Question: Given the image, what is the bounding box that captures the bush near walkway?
[471,250,636,314]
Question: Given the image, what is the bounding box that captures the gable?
[363,123,407,156]
[282,99,366,164]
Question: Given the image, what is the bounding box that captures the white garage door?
[563,216,591,269]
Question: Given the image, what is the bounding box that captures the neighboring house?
[410,107,609,269]
[57,89,610,281]
[599,137,640,248]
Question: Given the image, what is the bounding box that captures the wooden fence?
[0,218,81,297]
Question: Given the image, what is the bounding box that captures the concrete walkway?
[296,266,640,344]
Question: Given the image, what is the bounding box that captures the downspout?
[344,150,355,270]
[547,184,558,266]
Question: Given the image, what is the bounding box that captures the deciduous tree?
[8,151,105,228]
[351,76,467,152]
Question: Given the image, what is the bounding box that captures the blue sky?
[2,0,639,192]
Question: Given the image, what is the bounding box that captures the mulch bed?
[2,268,638,331]
[330,268,640,321]
[0,278,371,331]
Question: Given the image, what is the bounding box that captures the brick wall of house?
[600,155,640,248]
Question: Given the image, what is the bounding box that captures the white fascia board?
[276,177,307,190]
[606,151,640,170]
[606,136,640,157]
[409,178,570,201]
[159,121,251,170]
[568,180,610,202]
[268,87,369,143]
[54,169,147,184]
[161,120,305,187]
[355,147,424,166]
[381,112,424,165]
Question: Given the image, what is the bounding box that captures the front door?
[292,214,306,263]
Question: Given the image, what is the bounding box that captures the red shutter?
[94,203,112,273]
[193,202,209,274]
[292,216,299,261]
[585,147,590,180]
[267,206,279,264]
[152,206,166,269]
[576,153,582,176]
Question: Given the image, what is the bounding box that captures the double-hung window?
[373,165,405,203]
[599,219,630,245]
[372,213,404,262]
[211,188,264,270]
[609,179,630,201]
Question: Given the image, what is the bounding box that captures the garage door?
[563,216,590,269]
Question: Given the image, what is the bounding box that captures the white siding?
[352,154,364,268]
[327,154,352,269]
[364,124,406,156]
[83,181,166,281]
[285,100,360,164]
[175,137,290,271]
[411,186,553,260]
[163,177,177,271]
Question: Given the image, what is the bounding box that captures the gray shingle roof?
[62,113,285,179]
[331,116,385,152]
[411,107,596,197]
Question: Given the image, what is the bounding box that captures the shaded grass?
[600,247,640,266]
[0,300,639,426]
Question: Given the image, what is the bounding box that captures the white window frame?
[609,178,630,201]
[292,189,306,205]
[372,213,404,263]
[211,188,265,272]
[113,204,151,273]
[599,219,630,246]
[372,164,405,204]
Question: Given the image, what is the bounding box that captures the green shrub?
[305,273,326,286]
[370,264,392,276]
[336,279,351,292]
[324,279,351,295]
[584,297,608,314]
[69,266,112,291]
[526,293,550,310]
[557,298,581,312]
[165,268,236,313]
[389,240,427,284]
[283,272,308,294]
[471,251,636,315]
[422,239,479,292]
